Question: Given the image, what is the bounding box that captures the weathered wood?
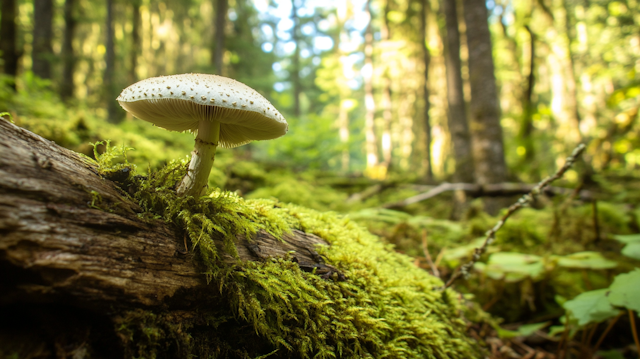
[0,117,336,310]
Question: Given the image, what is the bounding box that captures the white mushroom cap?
[117,73,288,148]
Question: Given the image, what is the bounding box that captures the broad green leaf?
[563,289,620,326]
[621,242,640,260]
[496,328,520,339]
[548,325,566,337]
[442,238,485,261]
[497,322,548,339]
[481,252,544,282]
[517,322,550,336]
[607,269,640,312]
[612,234,640,244]
[556,251,617,269]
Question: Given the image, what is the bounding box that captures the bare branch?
[442,143,587,290]
[382,181,593,209]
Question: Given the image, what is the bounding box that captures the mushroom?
[117,73,288,197]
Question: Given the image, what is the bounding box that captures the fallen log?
[0,117,485,359]
[0,117,337,309]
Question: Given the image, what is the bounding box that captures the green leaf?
[548,325,566,337]
[518,322,550,336]
[442,238,485,261]
[563,289,620,326]
[621,242,640,260]
[607,269,640,312]
[479,252,544,282]
[612,234,640,244]
[555,251,617,269]
[496,323,548,339]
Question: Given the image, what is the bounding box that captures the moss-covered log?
[0,117,340,308]
[0,117,486,358]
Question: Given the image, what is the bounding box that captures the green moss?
[95,145,485,358]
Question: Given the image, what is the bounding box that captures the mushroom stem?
[177,120,220,197]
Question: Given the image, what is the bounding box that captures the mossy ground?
[94,145,486,358]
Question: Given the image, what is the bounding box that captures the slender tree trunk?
[0,0,19,89]
[420,0,432,180]
[363,0,379,176]
[105,0,120,123]
[32,0,54,79]
[462,0,508,213]
[60,0,76,101]
[537,0,582,142]
[129,0,140,84]
[213,0,227,75]
[335,2,351,172]
[379,0,393,172]
[561,0,582,137]
[441,0,473,184]
[291,0,301,117]
[520,25,536,163]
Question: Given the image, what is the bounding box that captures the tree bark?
[335,2,351,172]
[520,25,536,164]
[0,0,19,89]
[0,117,342,355]
[441,0,473,184]
[420,0,432,180]
[380,0,393,172]
[213,0,227,75]
[363,0,379,176]
[291,0,301,117]
[128,0,140,84]
[60,0,76,101]
[105,0,121,123]
[462,0,508,213]
[32,0,54,80]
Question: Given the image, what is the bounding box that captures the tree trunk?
[520,25,536,164]
[105,0,121,123]
[441,0,473,184]
[335,2,351,172]
[213,0,227,75]
[461,0,508,213]
[380,0,393,172]
[420,0,432,180]
[363,0,379,177]
[60,0,76,101]
[32,0,54,80]
[291,0,301,117]
[128,0,140,84]
[0,0,19,89]
[560,0,582,138]
[0,117,343,357]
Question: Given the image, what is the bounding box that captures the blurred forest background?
[1,0,640,357]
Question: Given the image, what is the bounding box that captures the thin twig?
[630,310,640,358]
[558,312,571,359]
[593,312,623,353]
[442,144,586,290]
[434,248,445,268]
[585,323,599,356]
[421,230,440,278]
[592,200,601,243]
[381,182,593,209]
